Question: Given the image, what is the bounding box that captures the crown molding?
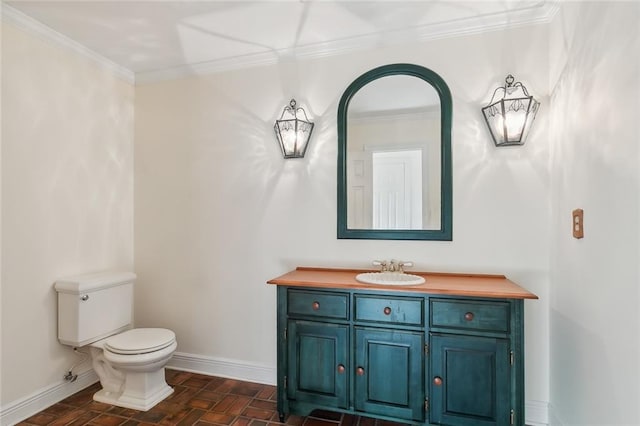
[1,3,135,84]
[136,1,560,84]
[410,0,560,42]
[2,1,560,86]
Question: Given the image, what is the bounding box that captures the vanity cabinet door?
[430,334,511,426]
[287,320,349,409]
[354,327,425,422]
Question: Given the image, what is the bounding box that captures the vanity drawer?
[430,299,510,333]
[354,294,424,326]
[287,289,349,320]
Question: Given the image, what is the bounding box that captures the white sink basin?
[356,272,425,286]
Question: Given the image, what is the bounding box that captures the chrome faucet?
[372,260,388,272]
[372,260,414,273]
[397,261,414,273]
[388,259,398,272]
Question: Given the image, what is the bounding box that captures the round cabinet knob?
[312,301,320,311]
[80,295,89,301]
[433,376,443,386]
[337,364,345,374]
[464,312,474,321]
[383,307,392,315]
[356,367,365,376]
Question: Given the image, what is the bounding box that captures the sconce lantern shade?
[274,99,314,158]
[482,74,540,146]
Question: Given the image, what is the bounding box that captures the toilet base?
[93,369,173,411]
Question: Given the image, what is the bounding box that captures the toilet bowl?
[55,271,177,411]
[90,328,177,411]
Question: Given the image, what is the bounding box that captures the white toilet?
[55,271,177,411]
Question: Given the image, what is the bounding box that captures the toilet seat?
[105,328,175,355]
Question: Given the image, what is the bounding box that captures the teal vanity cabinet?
[429,298,517,425]
[353,293,426,421]
[269,268,537,426]
[285,290,350,409]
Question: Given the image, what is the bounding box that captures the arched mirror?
[337,64,452,240]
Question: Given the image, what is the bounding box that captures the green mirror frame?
[337,63,453,240]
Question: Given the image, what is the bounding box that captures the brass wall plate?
[572,209,584,239]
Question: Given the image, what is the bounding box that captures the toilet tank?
[55,271,136,347]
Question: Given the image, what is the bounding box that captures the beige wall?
[548,2,640,424]
[4,5,640,423]
[1,11,557,423]
[0,13,4,411]
[134,23,551,411]
[1,22,134,405]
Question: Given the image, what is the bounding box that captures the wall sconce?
[482,74,540,146]
[274,99,314,158]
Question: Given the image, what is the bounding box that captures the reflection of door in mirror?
[347,150,371,229]
[346,75,441,230]
[372,150,422,230]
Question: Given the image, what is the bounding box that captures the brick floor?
[17,370,409,426]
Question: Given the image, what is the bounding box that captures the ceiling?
[3,1,558,83]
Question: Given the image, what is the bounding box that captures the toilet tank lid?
[55,271,136,294]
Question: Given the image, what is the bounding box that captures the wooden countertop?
[268,267,538,300]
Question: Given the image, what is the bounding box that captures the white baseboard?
[526,400,550,426]
[0,370,98,426]
[169,352,550,426]
[0,353,274,426]
[0,353,548,426]
[167,352,277,386]
[547,403,565,426]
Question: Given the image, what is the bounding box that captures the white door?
[347,150,373,229]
